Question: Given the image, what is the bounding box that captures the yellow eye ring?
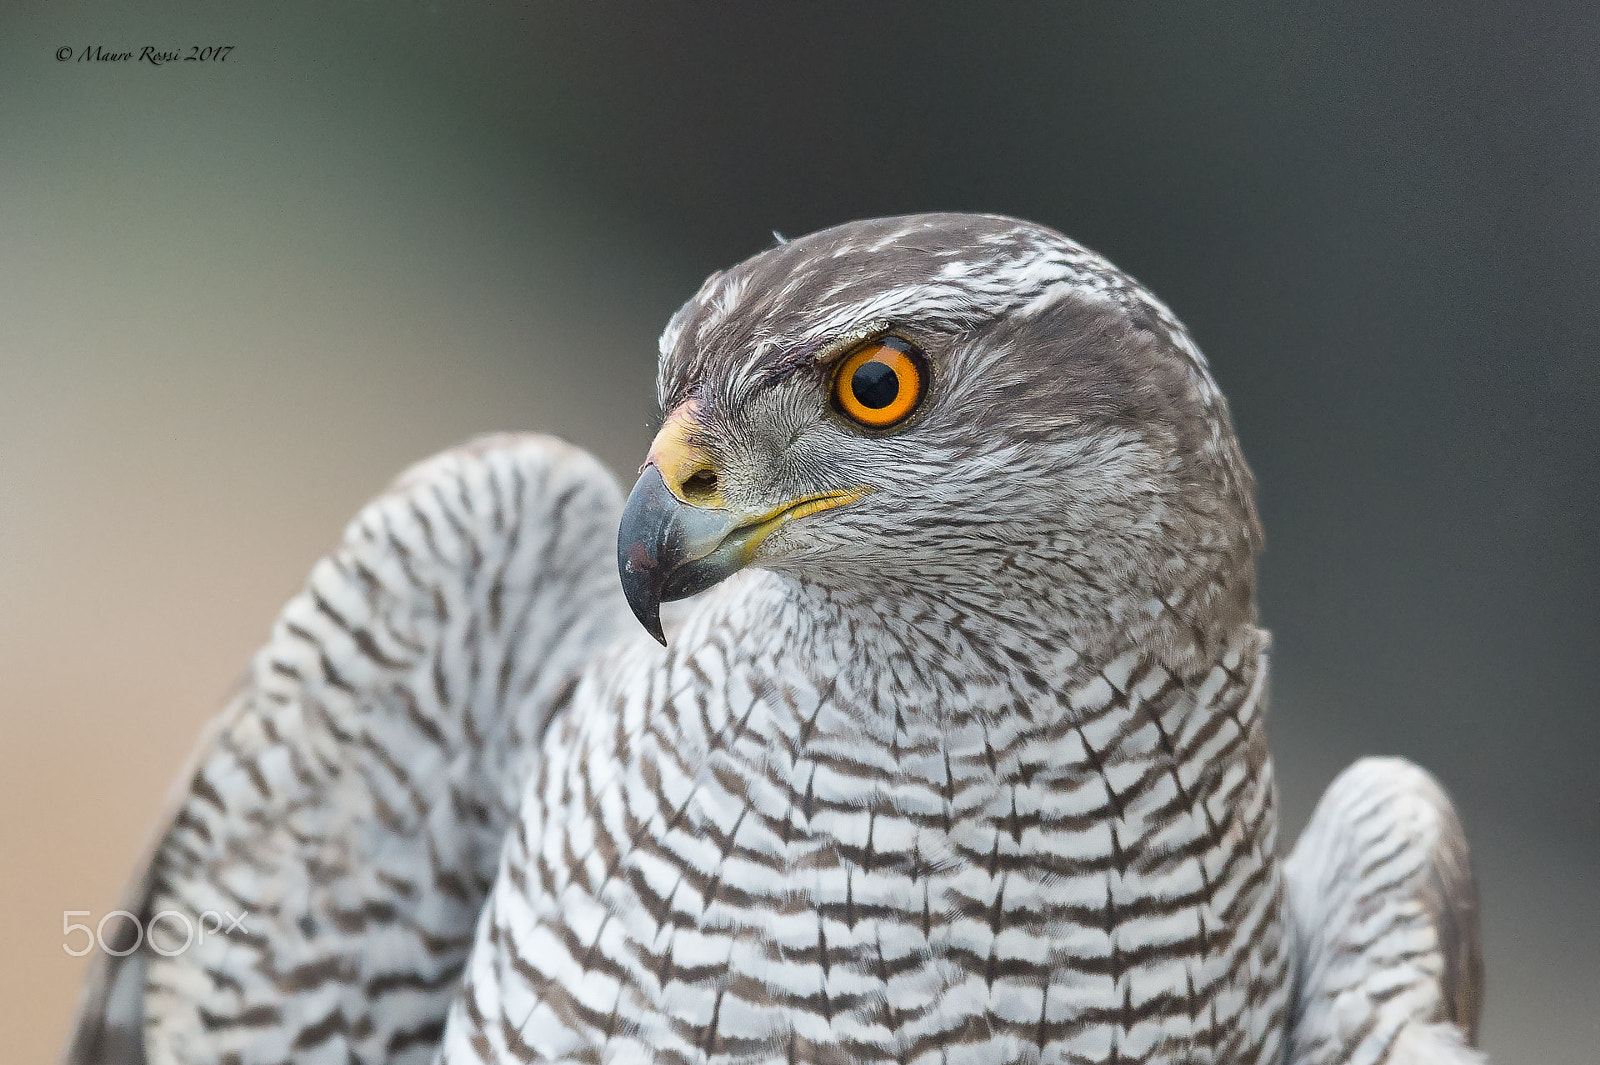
[831,337,926,429]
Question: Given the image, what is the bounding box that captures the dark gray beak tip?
[617,466,676,645]
[617,463,749,646]
[621,558,668,646]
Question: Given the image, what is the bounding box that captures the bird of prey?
[66,214,1485,1065]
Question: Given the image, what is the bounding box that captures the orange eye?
[831,337,926,429]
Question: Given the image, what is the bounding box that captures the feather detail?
[1283,757,1485,1065]
[64,434,630,1065]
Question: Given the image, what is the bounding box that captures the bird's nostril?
[681,468,719,499]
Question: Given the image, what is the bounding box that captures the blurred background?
[2,2,1595,1060]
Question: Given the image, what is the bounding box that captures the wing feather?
[63,433,630,1065]
[1283,757,1486,1065]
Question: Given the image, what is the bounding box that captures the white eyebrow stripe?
[655,215,1222,411]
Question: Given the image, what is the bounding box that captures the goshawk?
[67,214,1485,1065]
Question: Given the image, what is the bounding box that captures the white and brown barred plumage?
[66,436,633,1065]
[66,214,1485,1065]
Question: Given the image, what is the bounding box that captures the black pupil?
[851,359,900,409]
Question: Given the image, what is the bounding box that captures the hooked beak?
[616,405,866,644]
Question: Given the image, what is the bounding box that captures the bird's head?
[618,214,1260,660]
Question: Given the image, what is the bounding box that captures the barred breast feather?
[439,571,1293,1065]
[64,433,633,1065]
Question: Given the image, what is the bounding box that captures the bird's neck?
[725,563,1258,685]
[690,569,1276,788]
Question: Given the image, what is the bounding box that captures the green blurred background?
[2,2,1595,1060]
